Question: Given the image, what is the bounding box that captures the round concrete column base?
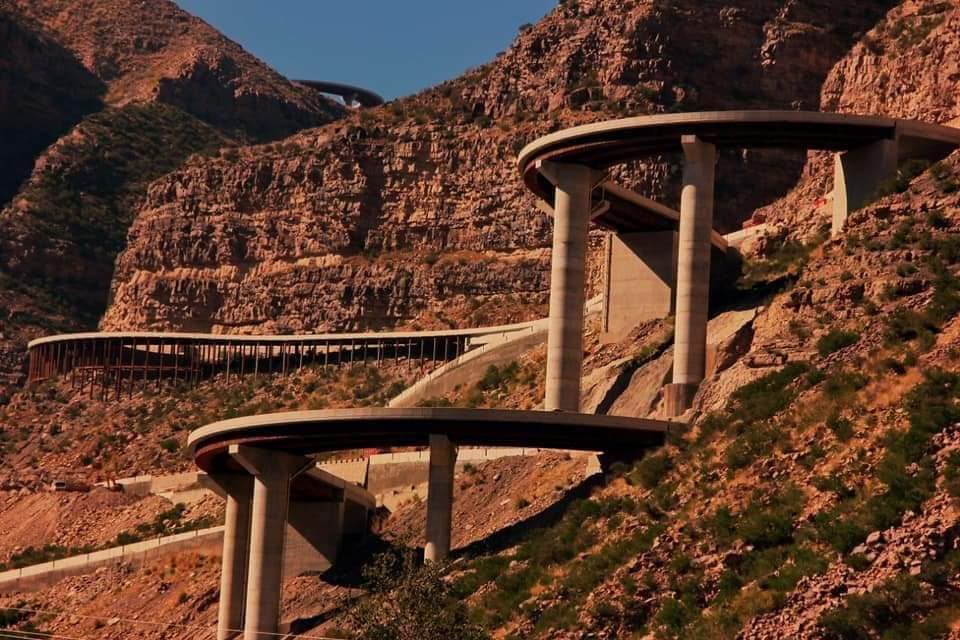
[664,383,698,417]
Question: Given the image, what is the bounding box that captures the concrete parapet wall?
[103,471,205,497]
[0,527,225,594]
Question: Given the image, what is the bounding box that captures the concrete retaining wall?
[0,527,224,594]
[317,458,369,487]
[389,320,548,408]
[389,295,600,409]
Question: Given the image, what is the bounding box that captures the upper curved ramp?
[294,80,385,108]
[519,110,960,203]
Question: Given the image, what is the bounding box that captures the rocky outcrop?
[0,0,347,375]
[103,0,897,334]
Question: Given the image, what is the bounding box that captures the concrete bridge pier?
[424,434,456,562]
[229,446,310,640]
[601,231,678,343]
[832,137,899,237]
[211,473,254,640]
[666,135,716,416]
[538,160,603,412]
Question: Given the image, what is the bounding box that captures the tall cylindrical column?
[213,474,253,640]
[671,135,716,412]
[424,434,456,562]
[540,161,596,412]
[228,447,306,640]
[244,467,289,639]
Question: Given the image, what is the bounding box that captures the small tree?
[344,549,489,640]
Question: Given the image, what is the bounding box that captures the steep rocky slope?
[0,363,415,489]
[323,149,960,640]
[102,0,894,334]
[6,1,960,639]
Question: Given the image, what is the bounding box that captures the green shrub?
[731,362,811,424]
[817,330,860,357]
[823,370,868,400]
[347,549,489,640]
[655,596,699,635]
[451,556,510,598]
[886,307,938,347]
[477,362,520,392]
[881,357,907,375]
[735,487,803,550]
[628,452,673,489]
[874,159,930,200]
[827,414,855,441]
[896,261,919,277]
[0,604,29,627]
[706,507,737,546]
[816,369,960,553]
[819,575,944,640]
[925,208,951,229]
[942,451,960,498]
[813,475,855,499]
[725,423,781,471]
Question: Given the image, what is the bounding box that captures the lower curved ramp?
[189,407,670,472]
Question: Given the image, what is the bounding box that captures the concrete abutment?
[832,137,899,237]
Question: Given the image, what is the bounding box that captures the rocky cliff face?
[102,0,896,333]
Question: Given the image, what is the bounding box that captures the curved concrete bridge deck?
[518,110,960,415]
[519,110,960,194]
[26,321,542,399]
[188,408,668,639]
[188,407,668,468]
[293,79,385,107]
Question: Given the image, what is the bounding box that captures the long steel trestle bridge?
[26,322,539,400]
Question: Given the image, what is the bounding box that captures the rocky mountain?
[4,1,960,639]
[101,0,895,334]
[6,0,344,142]
[754,0,960,241]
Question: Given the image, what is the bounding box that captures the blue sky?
[175,1,556,101]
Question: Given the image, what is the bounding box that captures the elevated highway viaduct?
[519,110,960,416]
[188,407,669,640]
[26,321,541,400]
